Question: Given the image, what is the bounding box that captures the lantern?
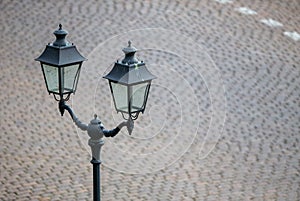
[35,24,86,101]
[103,41,156,120]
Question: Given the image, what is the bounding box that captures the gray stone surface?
[0,0,299,200]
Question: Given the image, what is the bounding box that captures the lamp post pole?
[91,158,102,201]
[88,120,104,201]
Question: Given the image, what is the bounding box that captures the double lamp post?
[35,24,156,201]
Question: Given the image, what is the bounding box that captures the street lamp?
[35,24,155,201]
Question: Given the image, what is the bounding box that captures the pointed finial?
[94,114,97,119]
[53,24,69,47]
[122,40,138,64]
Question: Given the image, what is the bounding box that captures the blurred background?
[0,0,299,200]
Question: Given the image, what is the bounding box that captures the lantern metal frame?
[39,61,84,101]
[107,80,152,120]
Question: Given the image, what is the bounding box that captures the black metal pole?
[91,158,101,201]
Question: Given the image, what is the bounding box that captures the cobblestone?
[1,0,300,200]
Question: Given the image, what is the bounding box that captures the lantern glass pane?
[111,82,128,112]
[62,64,80,93]
[131,82,149,113]
[43,64,59,93]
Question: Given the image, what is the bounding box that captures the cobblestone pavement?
[1,0,299,200]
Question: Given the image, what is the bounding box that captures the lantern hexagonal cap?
[121,41,139,65]
[122,41,137,54]
[35,24,86,66]
[53,24,69,47]
[103,41,156,85]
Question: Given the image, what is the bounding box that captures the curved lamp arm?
[59,101,88,131]
[59,100,134,136]
[101,117,134,137]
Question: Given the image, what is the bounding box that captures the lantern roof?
[35,24,86,66]
[103,41,156,85]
